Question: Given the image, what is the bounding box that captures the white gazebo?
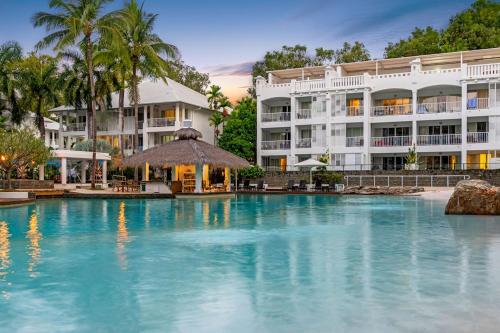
[294,158,327,187]
[48,150,111,185]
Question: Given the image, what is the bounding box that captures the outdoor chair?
[257,180,265,191]
[286,179,295,191]
[329,180,336,192]
[243,179,250,191]
[314,179,322,192]
[298,180,307,191]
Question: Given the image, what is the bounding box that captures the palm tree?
[207,85,222,110]
[0,41,24,125]
[218,95,232,118]
[15,54,61,140]
[114,0,178,180]
[33,0,116,189]
[209,111,224,144]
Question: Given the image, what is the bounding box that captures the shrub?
[313,171,343,184]
[239,165,265,179]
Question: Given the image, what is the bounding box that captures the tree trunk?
[7,170,11,190]
[86,38,98,190]
[118,88,125,158]
[36,97,45,140]
[132,64,139,181]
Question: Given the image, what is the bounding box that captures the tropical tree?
[168,60,210,94]
[0,41,24,125]
[0,129,51,188]
[113,0,178,179]
[218,95,232,117]
[385,27,442,58]
[208,111,224,144]
[206,85,223,110]
[334,41,370,64]
[33,0,116,189]
[14,54,61,140]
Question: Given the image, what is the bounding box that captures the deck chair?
[257,180,265,191]
[243,179,250,190]
[314,179,322,191]
[299,180,307,191]
[286,179,295,191]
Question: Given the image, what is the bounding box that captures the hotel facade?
[256,48,500,171]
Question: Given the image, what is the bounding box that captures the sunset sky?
[0,0,473,102]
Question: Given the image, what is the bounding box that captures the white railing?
[467,63,500,79]
[331,75,364,88]
[416,101,461,114]
[293,79,326,93]
[371,136,411,147]
[66,122,86,132]
[466,98,489,110]
[344,175,470,188]
[261,140,290,150]
[417,134,461,145]
[148,117,176,127]
[371,104,412,116]
[346,136,364,147]
[371,72,411,80]
[467,132,489,144]
[296,138,311,148]
[261,112,291,122]
[296,108,311,119]
[346,106,364,117]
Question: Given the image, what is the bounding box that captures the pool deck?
[0,198,36,207]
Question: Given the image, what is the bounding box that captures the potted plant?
[404,145,419,170]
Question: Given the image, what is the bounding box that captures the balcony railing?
[330,75,364,88]
[467,132,488,144]
[466,98,489,110]
[66,122,86,132]
[296,108,311,119]
[293,79,326,93]
[371,136,411,147]
[467,63,500,79]
[148,117,176,127]
[346,136,364,147]
[261,140,290,150]
[346,106,364,117]
[371,104,412,116]
[261,112,291,122]
[416,101,461,114]
[296,138,311,148]
[417,134,461,145]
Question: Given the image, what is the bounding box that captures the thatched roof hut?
[121,128,250,169]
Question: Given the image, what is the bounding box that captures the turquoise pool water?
[0,195,499,332]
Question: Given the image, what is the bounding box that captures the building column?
[461,83,468,169]
[412,89,418,146]
[38,165,45,181]
[363,88,371,170]
[195,163,203,193]
[61,157,67,185]
[225,167,230,192]
[58,114,64,149]
[143,162,150,181]
[325,93,332,167]
[172,166,178,181]
[102,160,107,184]
[289,95,297,170]
[143,106,149,150]
[175,102,181,127]
[81,161,87,184]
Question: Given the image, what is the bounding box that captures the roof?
[50,78,209,112]
[52,149,111,161]
[269,47,500,79]
[121,128,250,169]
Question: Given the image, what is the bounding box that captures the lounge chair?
[328,180,336,192]
[299,180,307,191]
[314,179,322,192]
[243,179,250,191]
[257,180,265,191]
[286,179,295,191]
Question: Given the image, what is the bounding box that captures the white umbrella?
[294,158,327,187]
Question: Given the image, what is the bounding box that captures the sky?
[0,0,474,102]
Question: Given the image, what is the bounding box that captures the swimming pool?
[0,195,499,332]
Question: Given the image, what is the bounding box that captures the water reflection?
[117,201,129,270]
[26,210,42,277]
[0,221,10,277]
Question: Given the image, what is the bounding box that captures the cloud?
[204,61,254,77]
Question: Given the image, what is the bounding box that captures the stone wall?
[253,169,500,188]
[0,180,55,189]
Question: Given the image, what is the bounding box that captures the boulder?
[445,180,500,215]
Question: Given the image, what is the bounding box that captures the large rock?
[445,180,500,215]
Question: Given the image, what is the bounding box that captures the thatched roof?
[121,128,250,169]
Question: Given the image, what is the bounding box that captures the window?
[477,122,488,132]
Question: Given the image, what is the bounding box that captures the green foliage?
[313,172,342,184]
[207,85,223,110]
[217,97,256,163]
[385,0,499,58]
[239,165,265,179]
[208,111,225,144]
[0,129,51,188]
[0,41,24,125]
[73,139,119,156]
[405,145,419,164]
[168,60,210,94]
[334,42,370,64]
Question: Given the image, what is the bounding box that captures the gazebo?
[121,127,249,193]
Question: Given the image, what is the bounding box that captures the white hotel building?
[256,48,500,171]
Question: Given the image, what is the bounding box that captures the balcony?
[346,136,364,147]
[417,134,461,145]
[148,117,176,127]
[467,63,500,79]
[261,112,290,122]
[261,140,290,150]
[66,122,86,132]
[416,101,461,114]
[371,104,412,116]
[346,106,364,117]
[467,132,488,144]
[293,79,326,93]
[371,136,411,147]
[296,138,311,148]
[296,108,311,120]
[331,75,364,89]
[466,98,489,110]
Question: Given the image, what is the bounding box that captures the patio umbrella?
[294,158,327,187]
